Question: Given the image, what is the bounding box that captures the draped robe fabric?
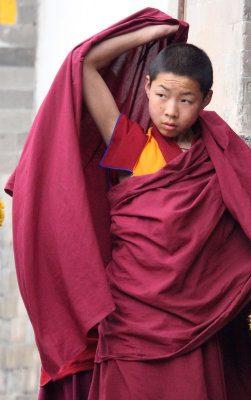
[4,8,189,379]
[96,112,251,364]
[88,111,251,399]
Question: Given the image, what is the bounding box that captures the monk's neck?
[174,128,194,152]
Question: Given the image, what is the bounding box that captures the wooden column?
[178,0,185,20]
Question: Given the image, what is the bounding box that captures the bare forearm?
[85,24,178,69]
[82,23,178,144]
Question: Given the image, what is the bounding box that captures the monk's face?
[145,72,212,138]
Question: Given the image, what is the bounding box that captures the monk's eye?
[181,99,192,104]
[157,93,166,99]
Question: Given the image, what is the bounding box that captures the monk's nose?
[164,101,178,118]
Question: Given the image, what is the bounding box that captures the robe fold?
[4,8,189,379]
[89,112,251,399]
[96,111,251,363]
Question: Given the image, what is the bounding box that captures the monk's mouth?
[162,123,178,130]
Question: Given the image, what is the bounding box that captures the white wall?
[36,0,179,108]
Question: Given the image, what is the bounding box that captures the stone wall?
[0,1,40,399]
[185,0,250,139]
[241,0,251,137]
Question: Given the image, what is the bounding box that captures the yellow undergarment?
[132,128,166,176]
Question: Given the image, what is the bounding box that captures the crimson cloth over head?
[5,8,189,378]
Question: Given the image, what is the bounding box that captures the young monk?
[82,22,251,400]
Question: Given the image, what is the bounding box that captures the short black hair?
[149,43,213,97]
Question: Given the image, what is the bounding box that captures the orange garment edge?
[133,128,170,176]
[40,336,97,386]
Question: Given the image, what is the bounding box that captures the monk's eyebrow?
[157,84,169,91]
[180,91,196,97]
[157,85,196,97]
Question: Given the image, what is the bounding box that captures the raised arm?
[82,24,179,144]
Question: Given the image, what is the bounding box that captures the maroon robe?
[4,8,188,380]
[87,111,251,399]
[96,111,251,363]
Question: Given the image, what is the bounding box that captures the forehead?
[152,72,202,94]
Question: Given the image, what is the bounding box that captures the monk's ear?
[145,75,151,98]
[201,89,213,110]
